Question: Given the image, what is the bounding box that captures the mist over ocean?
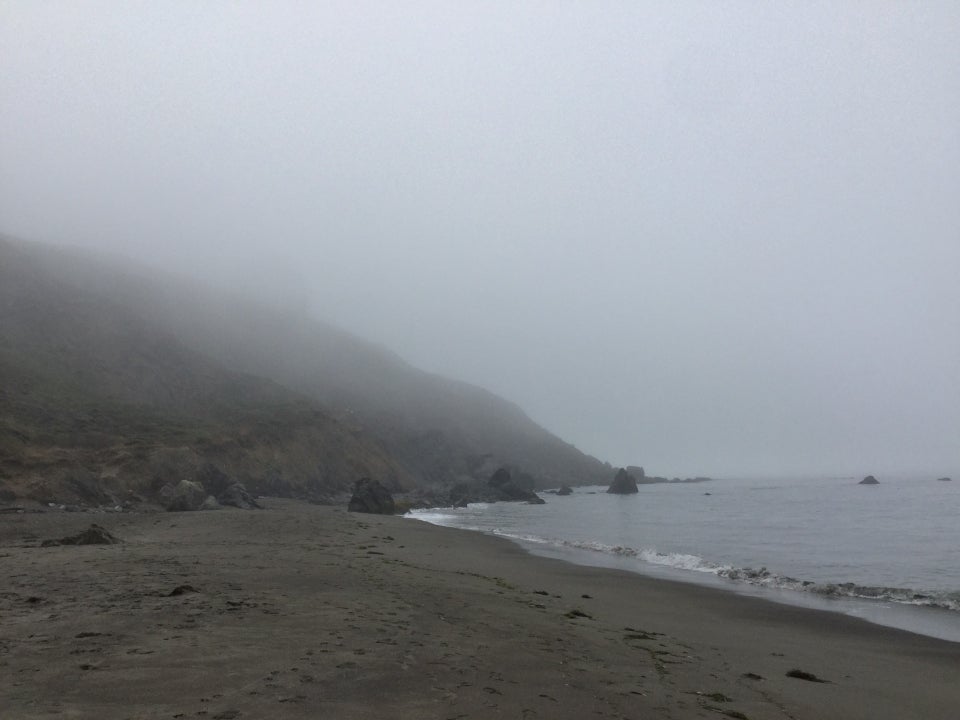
[412,476,960,642]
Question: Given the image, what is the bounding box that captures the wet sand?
[1,499,958,719]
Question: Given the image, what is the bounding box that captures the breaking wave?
[493,532,960,613]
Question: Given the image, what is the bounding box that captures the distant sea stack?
[936,477,952,482]
[607,468,639,494]
[859,475,880,485]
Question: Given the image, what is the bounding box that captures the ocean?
[409,476,960,642]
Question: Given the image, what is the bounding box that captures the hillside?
[0,238,413,504]
[0,237,609,505]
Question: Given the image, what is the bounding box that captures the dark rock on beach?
[157,471,259,512]
[161,479,209,511]
[607,468,639,494]
[199,495,222,511]
[786,668,830,683]
[348,477,396,514]
[557,485,573,496]
[167,584,199,596]
[859,475,879,485]
[218,483,262,509]
[41,524,121,547]
[195,464,234,497]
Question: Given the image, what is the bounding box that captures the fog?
[2,2,958,478]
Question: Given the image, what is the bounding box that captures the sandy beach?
[1,500,957,720]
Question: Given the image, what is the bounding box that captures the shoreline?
[409,479,960,642]
[2,500,958,719]
[509,533,960,644]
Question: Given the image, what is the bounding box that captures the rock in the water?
[607,468,639,494]
[488,468,544,503]
[936,477,952,482]
[217,483,261,509]
[557,485,573,496]
[859,475,879,485]
[448,480,489,507]
[348,477,396,514]
[161,479,208,511]
[41,524,120,547]
[447,469,546,506]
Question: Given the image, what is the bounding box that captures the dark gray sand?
[1,499,957,719]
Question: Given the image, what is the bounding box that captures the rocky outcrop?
[217,483,261,509]
[161,480,208,511]
[936,477,952,482]
[41,524,120,547]
[859,475,879,485]
[154,471,260,511]
[195,464,234,497]
[607,468,639,494]
[557,485,573,496]
[488,468,512,489]
[63,469,116,506]
[348,477,396,514]
[446,468,545,506]
[448,481,485,507]
[199,495,221,511]
[489,468,544,503]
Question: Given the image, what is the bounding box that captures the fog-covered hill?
[0,237,608,505]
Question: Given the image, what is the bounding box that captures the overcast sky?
[2,1,958,478]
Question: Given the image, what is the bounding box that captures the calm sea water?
[410,476,960,642]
